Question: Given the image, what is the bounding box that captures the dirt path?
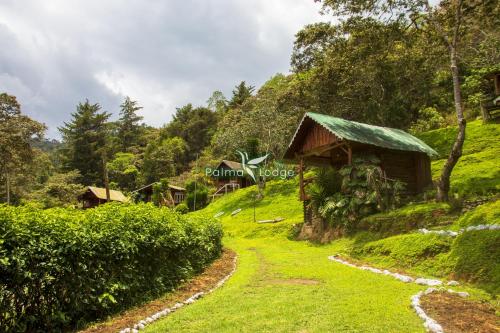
[80,249,236,333]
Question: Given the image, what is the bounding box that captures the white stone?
[393,273,413,283]
[132,329,139,333]
[424,320,444,333]
[415,278,442,286]
[447,280,459,286]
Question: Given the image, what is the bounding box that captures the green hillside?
[417,120,500,197]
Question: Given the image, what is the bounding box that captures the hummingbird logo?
[237,150,269,183]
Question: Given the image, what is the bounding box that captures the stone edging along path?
[328,255,469,333]
[119,255,238,333]
[418,224,500,237]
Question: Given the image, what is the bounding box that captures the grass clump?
[453,200,500,229]
[354,233,452,268]
[358,202,453,235]
[448,230,500,295]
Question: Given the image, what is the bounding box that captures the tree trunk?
[5,170,10,205]
[436,46,466,202]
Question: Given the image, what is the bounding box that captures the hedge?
[0,203,223,332]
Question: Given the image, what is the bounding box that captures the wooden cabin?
[79,186,129,209]
[134,183,186,206]
[481,71,500,122]
[284,113,438,200]
[210,160,251,201]
[212,160,251,190]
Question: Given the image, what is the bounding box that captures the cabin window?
[174,192,185,203]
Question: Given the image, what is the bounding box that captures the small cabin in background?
[79,186,129,209]
[134,183,186,206]
[212,160,252,189]
[284,113,437,202]
[481,71,500,122]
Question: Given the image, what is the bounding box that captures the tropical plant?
[310,157,405,229]
[152,178,170,206]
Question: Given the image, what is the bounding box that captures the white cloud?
[0,0,326,138]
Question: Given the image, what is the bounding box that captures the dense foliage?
[309,157,404,229]
[0,203,222,332]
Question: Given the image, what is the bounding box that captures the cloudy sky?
[0,0,327,138]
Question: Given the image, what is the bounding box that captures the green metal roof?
[296,113,438,156]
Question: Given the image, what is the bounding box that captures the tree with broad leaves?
[0,93,46,204]
[317,0,497,201]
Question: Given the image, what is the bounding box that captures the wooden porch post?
[299,156,305,201]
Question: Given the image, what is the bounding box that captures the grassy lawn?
[145,183,427,333]
[145,237,426,333]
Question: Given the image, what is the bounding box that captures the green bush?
[0,203,222,332]
[175,203,189,214]
[309,157,404,229]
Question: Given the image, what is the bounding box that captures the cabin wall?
[299,123,337,153]
[378,150,431,194]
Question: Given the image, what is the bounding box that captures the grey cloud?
[0,0,325,138]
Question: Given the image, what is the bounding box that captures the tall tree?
[142,137,187,184]
[117,97,144,151]
[59,100,110,186]
[0,93,45,204]
[107,152,140,192]
[206,90,228,115]
[228,81,255,109]
[162,104,218,164]
[291,18,446,128]
[317,0,495,201]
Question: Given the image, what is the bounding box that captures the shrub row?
[0,203,222,332]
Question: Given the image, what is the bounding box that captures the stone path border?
[418,224,500,237]
[328,255,470,332]
[119,255,238,333]
[411,287,469,333]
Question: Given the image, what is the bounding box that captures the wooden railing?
[481,96,500,123]
[211,183,240,201]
